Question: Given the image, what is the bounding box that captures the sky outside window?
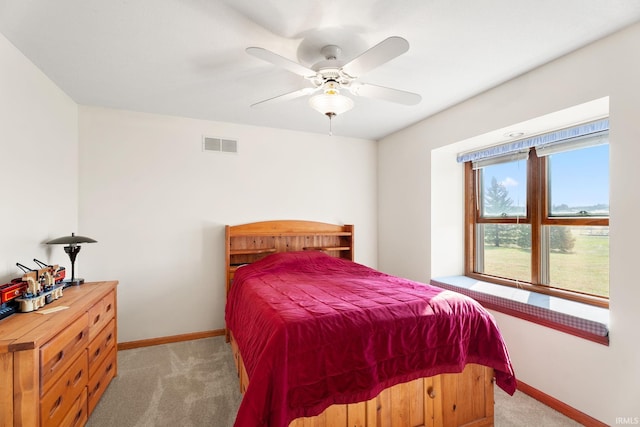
[482,144,609,215]
[548,144,609,215]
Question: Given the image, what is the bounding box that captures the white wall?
[78,107,377,342]
[378,23,640,424]
[0,33,78,282]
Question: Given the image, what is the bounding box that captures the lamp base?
[63,278,85,287]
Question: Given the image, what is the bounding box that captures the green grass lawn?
[483,229,609,297]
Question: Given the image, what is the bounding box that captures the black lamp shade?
[46,232,97,286]
[46,233,97,245]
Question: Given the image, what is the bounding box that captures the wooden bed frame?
[225,220,495,427]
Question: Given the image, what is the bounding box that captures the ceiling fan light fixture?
[308,91,354,116]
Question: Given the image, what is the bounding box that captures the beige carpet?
[86,337,582,427]
[87,337,242,427]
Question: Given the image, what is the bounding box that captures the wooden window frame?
[465,148,609,309]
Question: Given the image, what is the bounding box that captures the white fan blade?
[246,47,316,78]
[342,37,410,78]
[350,83,421,105]
[250,87,317,108]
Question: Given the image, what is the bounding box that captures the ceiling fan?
[246,36,422,125]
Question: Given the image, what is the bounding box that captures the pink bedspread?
[225,251,516,427]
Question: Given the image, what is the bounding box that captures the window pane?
[479,160,526,217]
[547,144,609,216]
[477,223,531,282]
[547,226,609,297]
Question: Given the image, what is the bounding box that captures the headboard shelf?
[230,231,352,237]
[225,220,354,298]
[230,248,277,256]
[302,246,352,252]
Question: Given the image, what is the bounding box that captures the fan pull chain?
[326,112,335,136]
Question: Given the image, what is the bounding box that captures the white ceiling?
[1,0,639,140]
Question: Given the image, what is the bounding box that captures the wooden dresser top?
[0,280,118,353]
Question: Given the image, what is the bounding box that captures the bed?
[224,220,516,427]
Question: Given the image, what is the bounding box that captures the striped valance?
[456,118,609,163]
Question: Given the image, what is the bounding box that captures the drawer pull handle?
[50,350,64,372]
[93,381,101,394]
[427,386,436,399]
[76,331,85,342]
[93,314,100,324]
[50,396,63,416]
[106,333,113,343]
[73,369,84,385]
[106,362,113,373]
[106,303,112,312]
[73,408,84,426]
[94,348,101,358]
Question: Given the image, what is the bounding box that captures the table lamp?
[46,232,97,286]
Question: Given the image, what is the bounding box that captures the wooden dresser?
[0,280,118,427]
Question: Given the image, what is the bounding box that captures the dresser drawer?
[88,319,116,378]
[88,291,115,341]
[88,347,116,415]
[40,350,88,427]
[40,314,89,395]
[59,388,88,427]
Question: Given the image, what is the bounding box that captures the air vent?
[203,136,238,153]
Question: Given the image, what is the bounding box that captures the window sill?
[430,276,609,346]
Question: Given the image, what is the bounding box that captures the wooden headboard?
[225,220,354,297]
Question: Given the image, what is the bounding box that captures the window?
[462,119,609,307]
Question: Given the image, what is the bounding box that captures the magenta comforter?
[225,251,516,427]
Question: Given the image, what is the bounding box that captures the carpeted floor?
[86,337,581,427]
[87,337,242,427]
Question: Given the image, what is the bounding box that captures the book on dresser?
[0,280,118,427]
